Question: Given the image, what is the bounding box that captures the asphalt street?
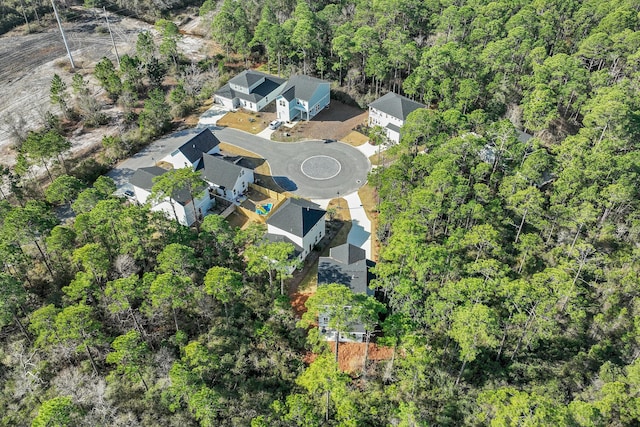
[109,126,372,200]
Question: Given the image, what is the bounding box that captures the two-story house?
[214,70,287,112]
[129,166,212,226]
[197,153,254,203]
[265,198,326,262]
[160,128,221,170]
[368,92,426,144]
[317,243,376,342]
[276,75,330,122]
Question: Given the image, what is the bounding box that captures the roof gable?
[129,166,192,206]
[229,70,267,88]
[197,153,248,189]
[369,92,425,121]
[318,244,373,295]
[279,75,328,102]
[266,198,326,237]
[177,128,220,164]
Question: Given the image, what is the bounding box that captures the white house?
[161,128,221,170]
[276,75,330,122]
[368,92,426,144]
[197,153,254,202]
[265,198,326,262]
[129,166,213,227]
[317,244,376,342]
[214,70,287,112]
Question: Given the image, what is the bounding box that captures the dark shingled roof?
[129,167,192,206]
[317,243,374,296]
[266,198,325,238]
[216,71,286,104]
[278,75,328,102]
[176,128,220,165]
[369,92,426,121]
[197,153,248,190]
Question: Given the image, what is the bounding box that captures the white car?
[268,120,282,130]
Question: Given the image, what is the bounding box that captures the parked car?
[269,120,282,130]
[123,189,135,199]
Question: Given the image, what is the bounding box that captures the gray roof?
[369,92,425,121]
[278,75,329,102]
[266,198,325,238]
[197,153,249,190]
[228,70,267,88]
[386,123,401,133]
[318,243,374,295]
[129,166,192,206]
[176,128,220,164]
[217,71,286,104]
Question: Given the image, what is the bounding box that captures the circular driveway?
[214,128,371,199]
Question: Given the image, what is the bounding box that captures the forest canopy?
[2,0,640,426]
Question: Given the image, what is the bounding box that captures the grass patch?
[357,183,380,261]
[217,110,270,134]
[218,142,285,193]
[341,131,369,146]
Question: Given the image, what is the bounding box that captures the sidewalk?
[312,192,371,258]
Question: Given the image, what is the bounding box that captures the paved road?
[213,127,371,199]
[109,126,371,200]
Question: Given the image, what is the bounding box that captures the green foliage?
[44,174,85,205]
[31,396,79,427]
[138,88,171,138]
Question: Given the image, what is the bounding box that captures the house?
[197,153,254,202]
[160,128,221,170]
[214,70,287,112]
[265,198,326,262]
[368,92,426,144]
[276,75,330,122]
[129,166,213,226]
[317,243,376,342]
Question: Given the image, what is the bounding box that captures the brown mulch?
[302,101,368,141]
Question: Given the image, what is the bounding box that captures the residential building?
[197,153,254,202]
[368,92,426,144]
[161,128,221,170]
[214,70,287,112]
[317,243,376,342]
[129,166,213,226]
[276,75,330,122]
[265,198,326,262]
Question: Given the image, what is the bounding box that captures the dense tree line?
[3,0,640,425]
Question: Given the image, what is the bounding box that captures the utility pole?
[50,0,75,69]
[104,6,120,67]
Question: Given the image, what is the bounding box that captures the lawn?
[341,131,369,147]
[293,197,352,295]
[217,110,272,134]
[218,142,288,194]
[358,183,380,261]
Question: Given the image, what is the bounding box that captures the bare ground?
[0,8,210,168]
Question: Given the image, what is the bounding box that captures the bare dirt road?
[0,9,209,167]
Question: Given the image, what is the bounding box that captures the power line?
[50,0,75,69]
